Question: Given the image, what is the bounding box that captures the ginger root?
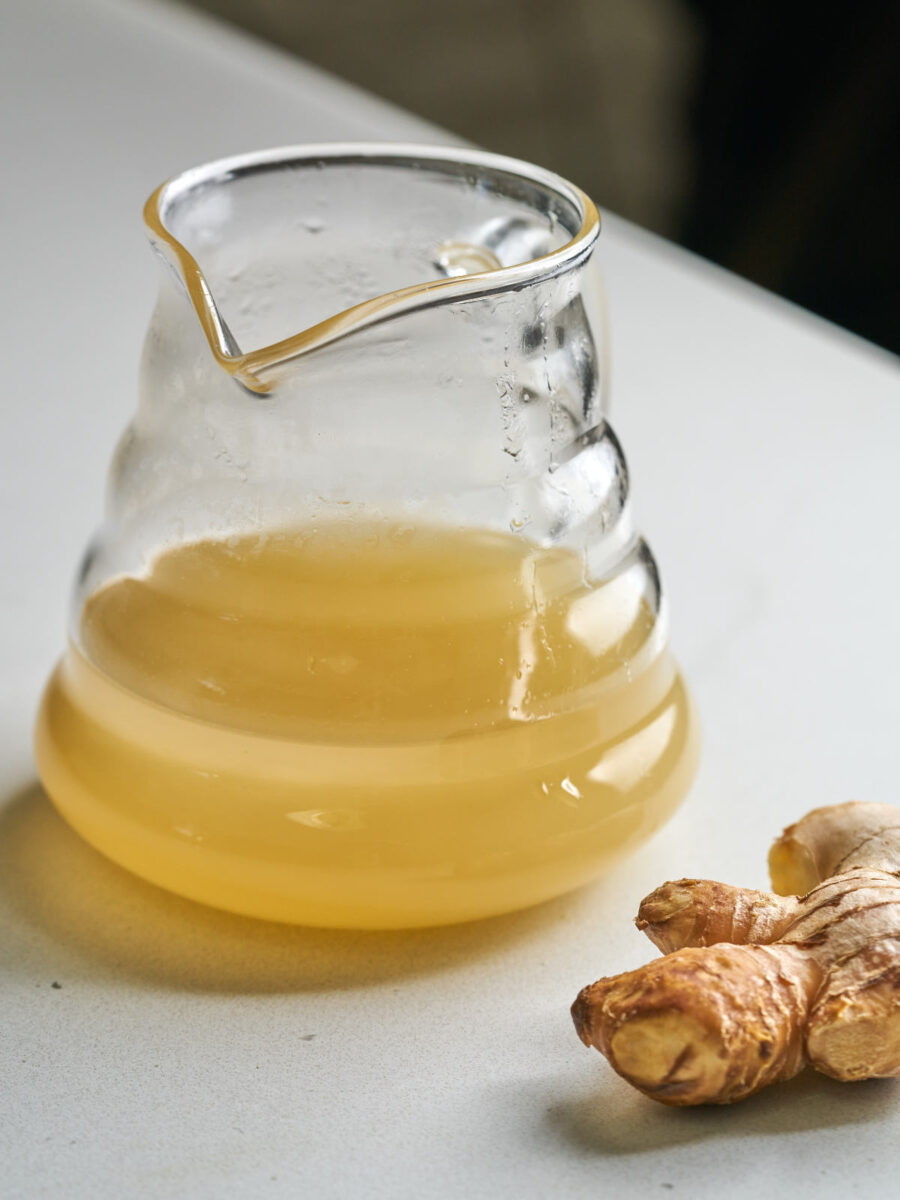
[571,801,900,1106]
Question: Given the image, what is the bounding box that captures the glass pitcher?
[35,145,697,929]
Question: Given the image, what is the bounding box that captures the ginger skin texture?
[572,802,900,1106]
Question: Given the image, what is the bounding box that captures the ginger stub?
[572,802,900,1105]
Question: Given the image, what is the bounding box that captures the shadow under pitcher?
[35,145,698,928]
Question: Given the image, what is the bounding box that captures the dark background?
[184,0,900,355]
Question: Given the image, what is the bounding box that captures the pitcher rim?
[143,142,601,394]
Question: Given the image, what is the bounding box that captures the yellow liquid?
[35,523,697,928]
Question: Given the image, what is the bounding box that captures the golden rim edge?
[143,143,601,394]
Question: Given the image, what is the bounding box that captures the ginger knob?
[572,801,900,1105]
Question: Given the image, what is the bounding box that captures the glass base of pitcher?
[34,650,698,930]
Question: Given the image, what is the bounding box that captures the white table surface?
[3,1,900,1196]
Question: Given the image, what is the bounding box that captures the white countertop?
[3,1,900,1196]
